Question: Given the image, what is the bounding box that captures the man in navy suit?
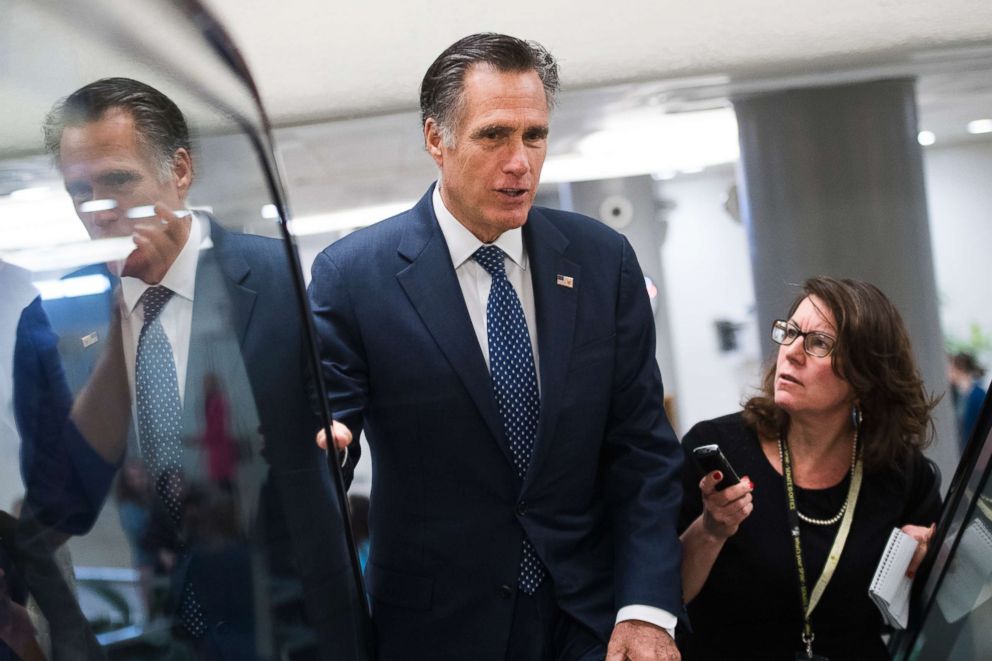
[35,78,359,659]
[310,33,683,660]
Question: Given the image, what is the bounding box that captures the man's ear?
[424,119,444,168]
[172,147,193,199]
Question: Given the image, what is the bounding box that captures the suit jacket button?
[516,501,528,516]
[499,584,514,599]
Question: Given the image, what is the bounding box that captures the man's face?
[425,65,549,243]
[59,108,191,283]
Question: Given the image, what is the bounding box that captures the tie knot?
[473,245,506,277]
[141,286,174,324]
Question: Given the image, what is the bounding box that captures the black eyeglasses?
[771,319,837,358]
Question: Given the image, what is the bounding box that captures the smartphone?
[691,444,741,491]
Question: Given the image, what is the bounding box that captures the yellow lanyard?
[780,438,864,659]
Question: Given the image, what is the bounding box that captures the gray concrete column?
[734,78,958,483]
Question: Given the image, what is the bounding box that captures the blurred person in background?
[948,351,987,453]
[678,276,941,660]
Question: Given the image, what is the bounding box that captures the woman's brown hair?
[743,276,938,472]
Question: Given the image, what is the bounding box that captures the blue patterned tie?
[136,286,184,515]
[473,245,546,595]
[135,286,207,637]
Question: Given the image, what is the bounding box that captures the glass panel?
[1,1,369,659]
[893,394,992,659]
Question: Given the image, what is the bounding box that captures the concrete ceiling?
[201,0,992,125]
[3,0,992,240]
[194,0,992,222]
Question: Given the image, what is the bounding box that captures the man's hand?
[125,202,192,283]
[606,619,680,661]
[316,420,353,451]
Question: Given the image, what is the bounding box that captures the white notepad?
[869,528,918,629]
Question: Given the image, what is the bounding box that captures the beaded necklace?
[777,428,858,526]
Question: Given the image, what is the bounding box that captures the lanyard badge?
[779,434,864,661]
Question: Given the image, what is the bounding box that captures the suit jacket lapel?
[207,219,257,347]
[522,209,578,489]
[395,188,514,470]
[180,222,257,474]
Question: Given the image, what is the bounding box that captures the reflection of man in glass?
[41,78,348,658]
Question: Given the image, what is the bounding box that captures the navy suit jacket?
[31,220,359,658]
[309,184,684,659]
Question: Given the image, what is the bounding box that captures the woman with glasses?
[677,276,941,660]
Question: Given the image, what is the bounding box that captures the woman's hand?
[902,523,936,578]
[681,472,757,603]
[700,472,755,540]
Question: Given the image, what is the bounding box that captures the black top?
[678,413,941,661]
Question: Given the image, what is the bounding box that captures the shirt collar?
[121,212,210,316]
[432,183,526,271]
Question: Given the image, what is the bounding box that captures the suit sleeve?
[603,236,684,615]
[15,297,116,535]
[308,250,367,478]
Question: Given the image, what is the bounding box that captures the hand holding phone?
[691,444,741,491]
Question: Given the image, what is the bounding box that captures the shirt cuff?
[616,605,677,641]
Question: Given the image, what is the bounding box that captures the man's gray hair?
[43,77,192,181]
[420,33,560,146]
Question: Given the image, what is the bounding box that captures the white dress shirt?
[119,214,211,416]
[432,185,539,381]
[432,185,677,639]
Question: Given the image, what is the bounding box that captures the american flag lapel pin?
[81,331,99,348]
[556,274,574,289]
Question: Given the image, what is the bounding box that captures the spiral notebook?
[869,528,918,629]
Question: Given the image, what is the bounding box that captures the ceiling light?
[9,186,51,201]
[0,196,89,252]
[79,199,118,213]
[125,205,157,219]
[288,202,416,237]
[261,203,279,219]
[2,236,135,273]
[36,273,112,300]
[917,130,936,146]
[967,119,992,135]
[545,108,739,184]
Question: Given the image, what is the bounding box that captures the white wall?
[657,167,762,436]
[924,138,992,375]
